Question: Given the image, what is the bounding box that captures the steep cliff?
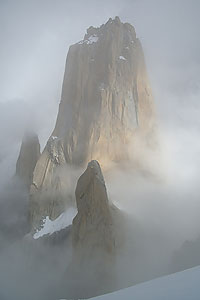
[67,160,116,298]
[29,16,155,230]
[29,136,69,230]
[53,16,155,165]
[72,160,115,257]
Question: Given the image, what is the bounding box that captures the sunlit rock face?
[67,160,116,298]
[29,16,155,230]
[16,132,40,189]
[53,16,155,166]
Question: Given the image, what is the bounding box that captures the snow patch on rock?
[87,34,99,44]
[78,34,99,45]
[119,55,127,61]
[51,135,58,140]
[33,207,77,239]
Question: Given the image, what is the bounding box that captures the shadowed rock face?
[16,132,40,189]
[29,16,156,230]
[66,160,116,298]
[29,136,68,230]
[72,160,115,257]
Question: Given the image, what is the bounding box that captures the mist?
[0,0,200,299]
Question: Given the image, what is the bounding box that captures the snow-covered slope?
[89,266,200,300]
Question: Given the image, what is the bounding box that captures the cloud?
[0,0,200,298]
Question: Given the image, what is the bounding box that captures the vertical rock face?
[29,16,156,230]
[16,132,40,189]
[53,16,155,165]
[68,160,115,298]
[29,136,68,230]
[72,160,115,256]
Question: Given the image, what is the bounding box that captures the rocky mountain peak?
[52,16,154,165]
[29,17,156,230]
[72,160,114,254]
[75,16,137,62]
[67,160,115,298]
[83,16,133,41]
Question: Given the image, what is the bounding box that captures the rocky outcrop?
[67,160,116,298]
[16,132,40,189]
[72,160,115,257]
[29,16,156,230]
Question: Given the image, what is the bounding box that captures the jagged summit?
[76,16,136,47]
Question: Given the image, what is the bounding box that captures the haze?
[0,0,200,299]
